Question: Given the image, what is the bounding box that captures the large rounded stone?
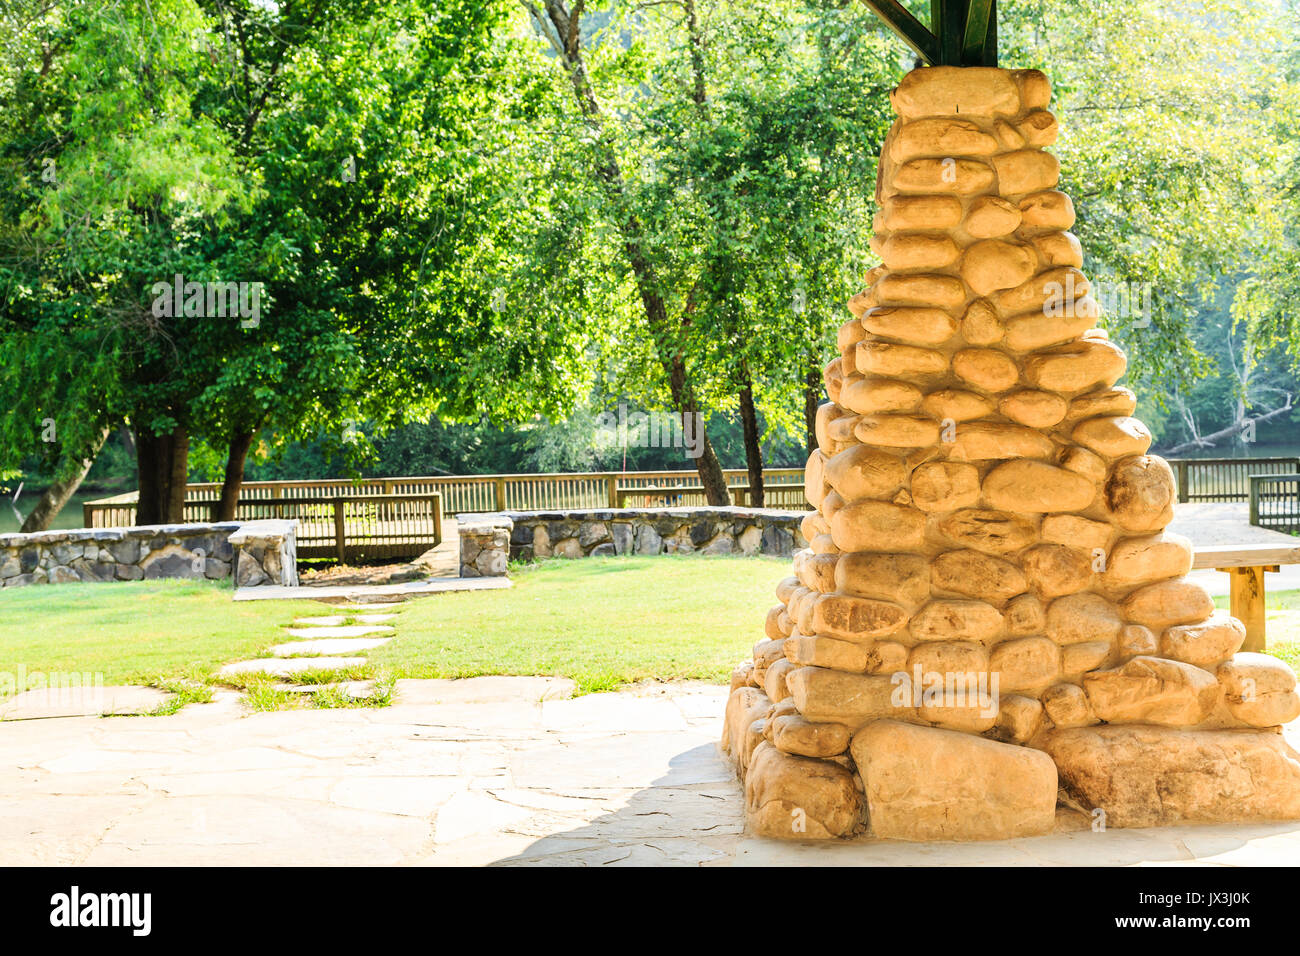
[839,377,922,415]
[909,599,1004,644]
[1067,386,1137,421]
[946,422,1055,460]
[1022,544,1095,599]
[998,389,1067,427]
[1120,579,1216,631]
[1082,656,1221,726]
[835,552,931,607]
[890,117,999,160]
[1046,592,1122,646]
[863,306,958,346]
[989,636,1060,694]
[876,273,967,310]
[894,157,995,194]
[784,634,873,673]
[851,720,1058,841]
[786,667,910,728]
[964,195,1022,238]
[1040,725,1300,827]
[910,461,981,512]
[931,549,1028,603]
[1103,455,1177,533]
[1217,653,1300,727]
[992,149,1060,194]
[1040,512,1112,548]
[831,500,926,552]
[891,65,1020,119]
[1018,109,1059,146]
[858,341,949,379]
[960,240,1036,295]
[952,348,1020,393]
[855,414,941,448]
[879,194,963,231]
[1017,189,1074,230]
[1101,533,1194,590]
[1159,612,1246,670]
[744,742,862,839]
[1073,416,1153,458]
[881,233,961,271]
[1003,303,1097,351]
[981,460,1096,513]
[811,593,909,641]
[936,508,1038,556]
[1031,231,1083,268]
[823,445,907,502]
[922,388,995,422]
[770,714,853,759]
[961,299,1005,345]
[1023,338,1127,393]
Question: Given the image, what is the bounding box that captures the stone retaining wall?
[500,508,809,561]
[0,519,299,589]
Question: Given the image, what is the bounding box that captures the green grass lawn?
[2,560,1295,703]
[370,555,788,693]
[0,579,325,694]
[0,556,787,698]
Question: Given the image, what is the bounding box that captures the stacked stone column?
[722,66,1300,841]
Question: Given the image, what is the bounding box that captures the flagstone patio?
[3,676,1299,866]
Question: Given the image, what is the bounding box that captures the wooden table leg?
[1217,565,1275,653]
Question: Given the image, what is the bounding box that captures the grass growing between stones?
[368,554,789,694]
[0,578,326,697]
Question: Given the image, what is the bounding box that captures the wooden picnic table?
[1192,542,1300,652]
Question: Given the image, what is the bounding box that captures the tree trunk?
[738,379,764,508]
[804,362,823,455]
[216,430,255,521]
[19,427,110,532]
[530,0,731,505]
[135,425,190,525]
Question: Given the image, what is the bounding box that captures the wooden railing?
[85,492,443,561]
[1169,457,1300,503]
[83,468,807,524]
[1250,474,1300,534]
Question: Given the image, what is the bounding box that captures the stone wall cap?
[226,519,299,544]
[454,512,513,534]
[503,506,807,520]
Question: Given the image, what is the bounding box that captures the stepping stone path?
[283,625,395,639]
[290,614,397,627]
[269,638,392,657]
[218,599,409,704]
[219,657,369,677]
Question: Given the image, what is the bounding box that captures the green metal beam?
[858,0,941,64]
[933,0,966,66]
[962,0,994,66]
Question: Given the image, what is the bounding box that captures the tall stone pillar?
[722,66,1300,841]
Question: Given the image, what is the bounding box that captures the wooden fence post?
[1175,460,1189,503]
[494,477,507,511]
[333,497,347,564]
[607,475,618,508]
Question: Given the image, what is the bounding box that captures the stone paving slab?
[3,678,1300,867]
[0,685,173,721]
[217,657,368,677]
[269,638,392,657]
[292,614,398,627]
[271,681,379,699]
[283,624,395,639]
[234,576,512,602]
